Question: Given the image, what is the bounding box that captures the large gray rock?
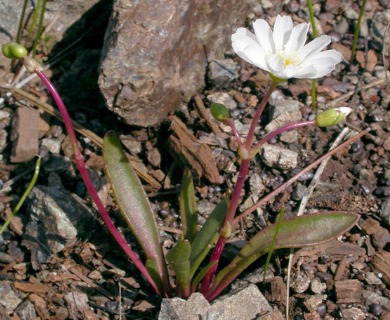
[0,0,99,79]
[98,0,255,127]
[23,185,97,263]
[158,284,283,320]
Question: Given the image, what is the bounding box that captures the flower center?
[277,51,302,69]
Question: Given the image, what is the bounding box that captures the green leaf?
[166,239,191,298]
[213,212,359,291]
[103,131,170,295]
[145,259,163,294]
[179,169,197,242]
[191,260,217,293]
[262,206,284,282]
[189,199,228,277]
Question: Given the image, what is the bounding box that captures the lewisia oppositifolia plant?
[2,14,361,303]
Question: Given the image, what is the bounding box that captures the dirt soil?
[0,1,389,319]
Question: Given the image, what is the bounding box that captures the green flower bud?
[210,103,230,121]
[315,107,352,127]
[2,42,27,59]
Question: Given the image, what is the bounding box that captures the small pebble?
[304,295,323,312]
[369,303,382,316]
[290,274,310,293]
[311,278,327,294]
[317,303,327,317]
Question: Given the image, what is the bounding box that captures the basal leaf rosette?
[231,15,342,80]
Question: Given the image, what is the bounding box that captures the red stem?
[34,69,160,295]
[251,120,315,152]
[205,129,370,301]
[224,119,243,146]
[200,82,278,294]
[245,81,278,149]
[233,128,370,226]
[199,159,250,293]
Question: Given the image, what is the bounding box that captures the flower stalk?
[27,60,160,295]
[307,0,318,109]
[202,13,348,294]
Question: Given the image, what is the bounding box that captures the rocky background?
[0,0,389,319]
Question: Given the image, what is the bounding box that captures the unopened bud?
[2,42,27,59]
[210,103,230,121]
[315,107,352,127]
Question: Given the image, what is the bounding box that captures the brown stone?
[335,279,362,304]
[356,50,378,72]
[167,116,222,184]
[360,217,381,235]
[13,281,49,293]
[98,0,255,127]
[372,251,390,287]
[331,43,352,61]
[264,277,287,306]
[325,0,341,11]
[10,107,39,163]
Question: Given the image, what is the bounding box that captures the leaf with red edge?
[207,212,359,300]
[103,131,170,295]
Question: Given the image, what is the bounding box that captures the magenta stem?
[200,82,278,295]
[34,69,160,295]
[224,119,243,146]
[201,86,316,296]
[204,129,370,301]
[245,81,278,149]
[199,158,250,293]
[233,128,371,226]
[251,120,315,153]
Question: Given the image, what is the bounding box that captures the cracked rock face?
[98,0,255,127]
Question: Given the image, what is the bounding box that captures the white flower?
[231,15,343,79]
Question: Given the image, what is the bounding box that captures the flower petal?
[284,23,309,54]
[280,64,299,78]
[293,65,317,78]
[301,50,343,78]
[265,54,284,74]
[273,15,293,52]
[301,35,332,59]
[304,49,343,65]
[253,19,275,54]
[232,28,268,70]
